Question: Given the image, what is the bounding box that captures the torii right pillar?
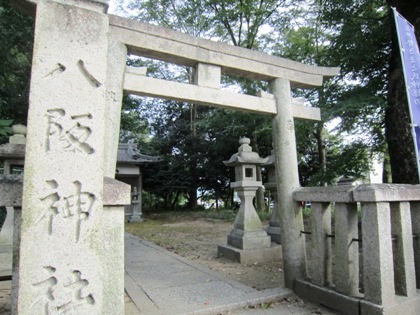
[270,78,307,289]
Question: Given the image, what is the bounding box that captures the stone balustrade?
[293,184,420,315]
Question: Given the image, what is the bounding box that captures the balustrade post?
[361,202,395,306]
[102,178,130,313]
[390,201,416,297]
[310,202,332,286]
[411,201,420,289]
[334,202,359,296]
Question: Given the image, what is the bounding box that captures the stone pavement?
[0,280,11,315]
[0,233,338,315]
[124,233,338,315]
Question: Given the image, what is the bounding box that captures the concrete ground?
[0,233,339,315]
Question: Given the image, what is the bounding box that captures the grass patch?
[124,213,232,257]
[143,209,237,222]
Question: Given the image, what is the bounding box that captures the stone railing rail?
[293,184,420,315]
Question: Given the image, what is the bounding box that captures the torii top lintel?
[110,15,339,119]
[16,0,339,88]
[16,0,340,120]
[109,15,340,89]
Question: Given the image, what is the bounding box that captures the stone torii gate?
[14,0,339,313]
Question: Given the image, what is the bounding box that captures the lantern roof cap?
[262,149,275,167]
[223,137,269,166]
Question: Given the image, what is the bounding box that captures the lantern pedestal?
[263,151,282,244]
[218,185,282,264]
[265,182,282,244]
[226,185,271,248]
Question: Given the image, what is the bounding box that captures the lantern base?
[217,243,282,264]
[128,214,143,223]
[266,226,281,244]
[227,228,271,250]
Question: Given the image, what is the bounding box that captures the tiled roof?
[117,143,160,165]
[0,142,159,165]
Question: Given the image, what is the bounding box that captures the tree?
[269,3,367,185]
[116,0,294,210]
[386,0,420,183]
[207,0,292,49]
[0,0,34,143]
[117,0,378,209]
[320,0,420,184]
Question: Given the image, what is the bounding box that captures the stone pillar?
[103,36,127,177]
[270,78,306,289]
[17,0,116,313]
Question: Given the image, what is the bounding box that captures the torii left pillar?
[15,0,129,314]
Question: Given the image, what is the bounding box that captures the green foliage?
[117,0,286,208]
[0,119,13,137]
[311,140,371,186]
[205,209,237,221]
[302,206,312,219]
[318,0,390,174]
[296,120,372,186]
[256,210,271,221]
[137,209,237,222]
[206,0,289,49]
[119,95,152,145]
[115,0,382,196]
[0,0,34,125]
[119,0,214,38]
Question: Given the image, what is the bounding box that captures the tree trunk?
[382,152,392,183]
[385,1,420,184]
[188,188,198,210]
[171,191,180,211]
[187,66,199,209]
[315,122,327,186]
[315,83,327,186]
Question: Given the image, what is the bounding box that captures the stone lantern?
[218,137,281,264]
[263,150,281,244]
[129,186,143,222]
